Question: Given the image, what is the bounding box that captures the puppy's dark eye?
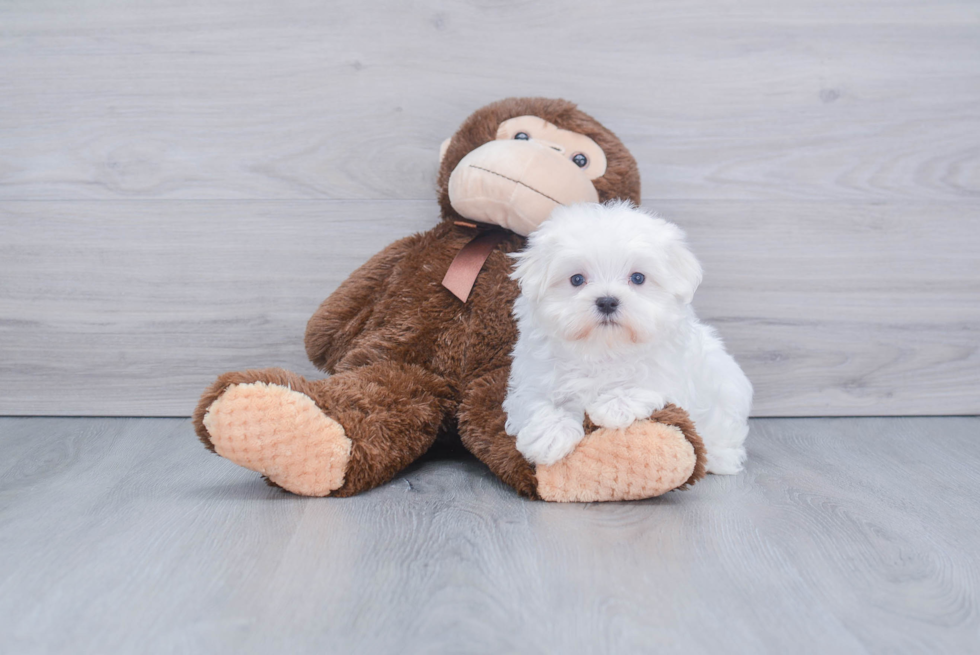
[572,153,588,168]
[514,132,530,140]
[630,272,645,285]
[570,274,585,287]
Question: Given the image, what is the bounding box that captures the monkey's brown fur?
[194,97,705,499]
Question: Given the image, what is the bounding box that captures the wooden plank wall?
[1,0,978,416]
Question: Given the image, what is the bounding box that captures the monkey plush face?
[446,116,607,236]
[437,98,641,237]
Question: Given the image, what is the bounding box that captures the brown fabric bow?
[441,221,511,303]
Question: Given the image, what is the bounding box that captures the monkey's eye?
[630,272,645,285]
[572,153,588,168]
[570,274,586,287]
[514,132,530,140]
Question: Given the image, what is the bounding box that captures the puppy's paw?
[517,415,586,466]
[627,390,668,419]
[705,446,746,475]
[586,396,637,429]
[587,391,665,429]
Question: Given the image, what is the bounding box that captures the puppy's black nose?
[595,296,619,315]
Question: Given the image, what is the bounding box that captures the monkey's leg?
[456,368,540,499]
[194,364,452,497]
[457,368,707,502]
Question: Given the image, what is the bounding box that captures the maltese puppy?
[503,201,752,474]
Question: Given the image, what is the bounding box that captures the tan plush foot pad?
[536,420,696,502]
[203,382,351,497]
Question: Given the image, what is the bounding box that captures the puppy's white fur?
[503,201,752,474]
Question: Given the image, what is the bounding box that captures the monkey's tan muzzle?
[448,140,599,237]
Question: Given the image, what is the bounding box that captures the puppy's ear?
[510,241,551,303]
[659,235,703,304]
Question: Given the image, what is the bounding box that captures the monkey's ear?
[439,137,452,164]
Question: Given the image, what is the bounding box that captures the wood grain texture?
[2,199,978,416]
[0,416,978,654]
[1,0,978,417]
[0,0,977,202]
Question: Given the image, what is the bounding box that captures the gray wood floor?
[1,417,977,654]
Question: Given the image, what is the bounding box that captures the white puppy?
[503,201,752,474]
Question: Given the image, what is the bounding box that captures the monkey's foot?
[536,420,700,502]
[203,382,351,496]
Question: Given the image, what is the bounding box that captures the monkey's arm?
[305,234,419,372]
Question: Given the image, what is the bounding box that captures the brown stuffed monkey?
[193,97,706,502]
